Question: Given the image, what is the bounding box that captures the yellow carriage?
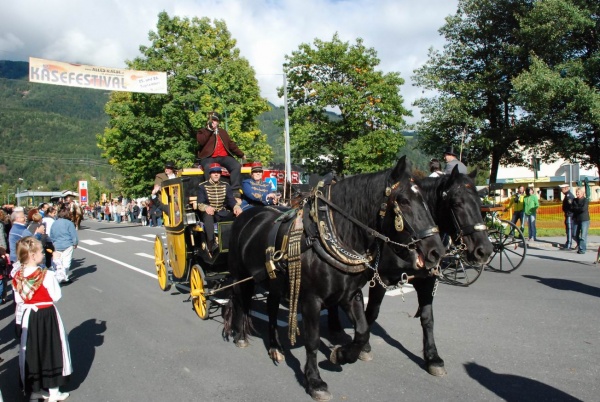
[153,166,251,319]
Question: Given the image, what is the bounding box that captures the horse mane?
[416,173,478,227]
[327,169,392,251]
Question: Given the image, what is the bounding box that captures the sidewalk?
[527,236,600,251]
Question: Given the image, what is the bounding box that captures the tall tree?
[281,33,411,175]
[413,0,537,182]
[99,12,271,196]
[513,0,600,174]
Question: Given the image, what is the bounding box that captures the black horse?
[328,166,494,376]
[223,157,446,401]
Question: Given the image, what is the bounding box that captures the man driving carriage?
[240,162,280,210]
[197,163,242,254]
[196,111,245,200]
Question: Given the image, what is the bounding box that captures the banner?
[29,57,168,94]
[79,181,88,205]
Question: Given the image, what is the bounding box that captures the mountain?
[0,60,114,204]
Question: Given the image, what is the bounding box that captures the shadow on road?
[522,275,600,298]
[464,361,583,401]
[66,318,106,392]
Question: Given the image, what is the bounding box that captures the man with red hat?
[240,162,280,210]
[197,162,242,253]
[196,111,245,199]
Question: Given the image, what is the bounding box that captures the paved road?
[1,219,599,401]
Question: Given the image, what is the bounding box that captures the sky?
[0,0,458,123]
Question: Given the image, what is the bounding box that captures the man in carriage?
[196,111,245,202]
[240,162,280,210]
[197,163,242,254]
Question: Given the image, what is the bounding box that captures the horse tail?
[222,299,234,338]
[221,292,256,343]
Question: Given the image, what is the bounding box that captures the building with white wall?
[494,160,599,201]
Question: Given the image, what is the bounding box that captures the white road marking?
[135,253,155,259]
[122,236,146,241]
[142,234,157,238]
[101,238,125,243]
[83,228,155,243]
[77,246,157,279]
[80,239,102,245]
[90,286,103,293]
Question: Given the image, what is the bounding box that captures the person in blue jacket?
[240,162,280,210]
[50,208,78,283]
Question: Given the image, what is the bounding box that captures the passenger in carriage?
[197,163,242,253]
[196,111,245,201]
[153,161,177,192]
[240,162,281,210]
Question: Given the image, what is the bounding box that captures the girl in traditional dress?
[12,236,72,402]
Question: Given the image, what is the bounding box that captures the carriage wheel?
[190,264,211,320]
[154,235,171,291]
[439,253,484,287]
[486,219,527,273]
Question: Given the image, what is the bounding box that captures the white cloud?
[0,0,458,123]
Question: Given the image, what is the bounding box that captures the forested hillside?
[0,60,114,203]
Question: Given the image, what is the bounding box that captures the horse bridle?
[379,180,440,248]
[441,189,487,247]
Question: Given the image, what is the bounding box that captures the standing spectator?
[28,213,54,268]
[43,207,57,237]
[132,201,140,224]
[50,209,78,283]
[0,219,7,304]
[523,187,539,242]
[38,203,49,218]
[559,183,576,249]
[197,112,245,199]
[104,202,110,222]
[141,201,148,226]
[572,187,589,255]
[443,146,467,174]
[115,202,122,224]
[9,210,44,263]
[505,186,525,237]
[12,237,72,401]
[429,158,444,177]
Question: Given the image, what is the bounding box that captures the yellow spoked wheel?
[190,264,210,320]
[155,235,171,291]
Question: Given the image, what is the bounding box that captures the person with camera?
[196,111,245,200]
[505,185,525,238]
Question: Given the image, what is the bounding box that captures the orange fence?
[501,201,600,229]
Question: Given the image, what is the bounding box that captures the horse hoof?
[310,389,332,402]
[269,348,285,363]
[358,350,373,361]
[428,365,447,377]
[235,339,249,348]
[329,345,341,365]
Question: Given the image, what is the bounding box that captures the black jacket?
[572,197,590,222]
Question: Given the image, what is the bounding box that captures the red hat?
[208,163,222,173]
[250,162,263,173]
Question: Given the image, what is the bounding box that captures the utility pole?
[283,72,292,202]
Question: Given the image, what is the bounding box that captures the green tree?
[413,0,538,183]
[99,12,271,196]
[513,0,600,173]
[280,33,411,175]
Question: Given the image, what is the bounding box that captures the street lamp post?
[186,75,229,132]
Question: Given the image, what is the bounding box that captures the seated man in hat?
[196,111,245,201]
[240,162,280,210]
[152,162,177,196]
[197,163,243,253]
[443,146,467,174]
